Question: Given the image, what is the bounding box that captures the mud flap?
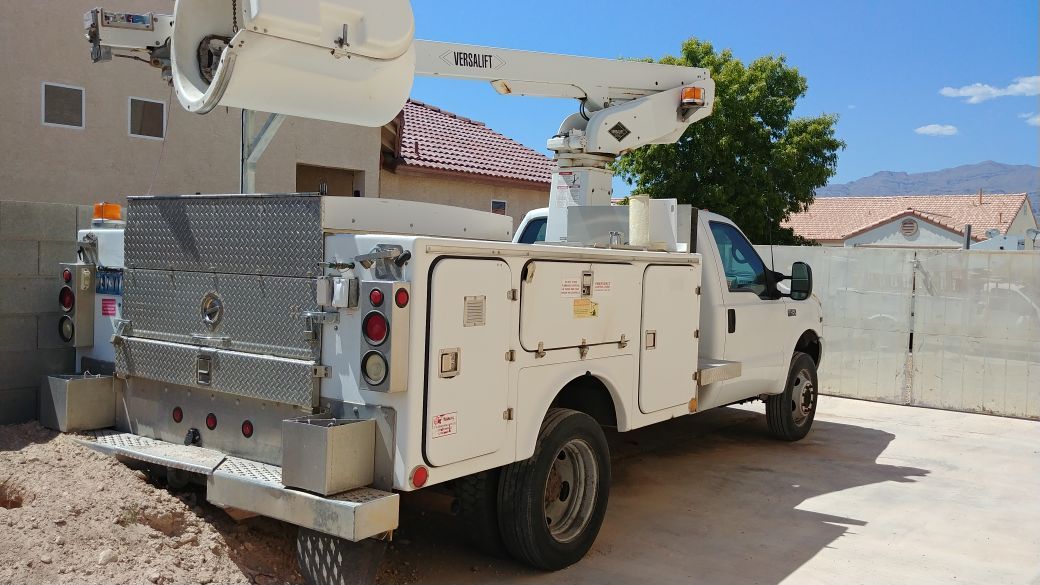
[296,528,387,585]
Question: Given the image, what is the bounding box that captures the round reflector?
[361,351,388,385]
[362,312,388,345]
[369,288,384,307]
[59,286,75,312]
[172,407,183,424]
[410,465,429,488]
[205,413,217,430]
[58,316,75,343]
[241,420,254,438]
[394,288,409,308]
[62,268,72,283]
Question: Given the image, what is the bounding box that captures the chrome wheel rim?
[543,438,598,543]
[791,369,815,426]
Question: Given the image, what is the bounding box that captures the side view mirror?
[788,261,813,301]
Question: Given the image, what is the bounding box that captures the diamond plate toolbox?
[116,337,319,408]
[124,194,324,277]
[122,269,319,360]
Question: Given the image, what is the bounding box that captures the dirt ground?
[3,397,1039,585]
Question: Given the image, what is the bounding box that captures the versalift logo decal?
[440,50,505,70]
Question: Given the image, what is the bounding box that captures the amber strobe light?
[681,86,705,107]
[93,202,123,222]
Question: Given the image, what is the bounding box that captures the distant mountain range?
[817,161,1039,218]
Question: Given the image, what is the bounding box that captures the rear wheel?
[766,351,818,441]
[497,408,610,570]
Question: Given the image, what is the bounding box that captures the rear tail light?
[172,407,183,423]
[369,288,384,307]
[241,420,254,438]
[62,268,72,283]
[394,288,409,308]
[59,286,75,312]
[361,351,388,385]
[205,413,217,430]
[362,312,388,345]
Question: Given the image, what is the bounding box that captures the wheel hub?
[791,369,815,426]
[542,438,599,543]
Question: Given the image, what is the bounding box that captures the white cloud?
[939,75,1040,104]
[1019,112,1040,127]
[915,124,959,136]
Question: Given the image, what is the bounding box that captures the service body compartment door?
[425,258,512,466]
[520,262,632,352]
[639,264,701,413]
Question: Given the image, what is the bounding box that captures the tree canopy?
[614,39,845,244]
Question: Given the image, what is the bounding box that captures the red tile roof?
[784,194,1030,242]
[394,100,553,186]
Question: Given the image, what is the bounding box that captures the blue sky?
[409,0,1039,197]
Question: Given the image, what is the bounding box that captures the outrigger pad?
[296,528,386,585]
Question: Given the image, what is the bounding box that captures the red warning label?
[101,298,117,317]
[432,412,458,438]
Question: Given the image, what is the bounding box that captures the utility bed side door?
[697,213,788,408]
[424,258,512,466]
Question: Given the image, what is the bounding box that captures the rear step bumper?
[76,430,399,542]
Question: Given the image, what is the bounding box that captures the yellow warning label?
[573,298,599,318]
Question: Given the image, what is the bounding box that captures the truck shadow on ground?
[387,405,928,585]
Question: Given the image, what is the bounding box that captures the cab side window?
[517,217,547,244]
[709,221,768,297]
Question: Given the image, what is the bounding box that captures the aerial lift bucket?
[170,0,416,127]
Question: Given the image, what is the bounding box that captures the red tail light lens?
[241,420,254,438]
[395,288,409,308]
[59,286,75,312]
[205,413,217,430]
[172,407,183,423]
[62,268,72,283]
[369,289,384,307]
[363,312,388,345]
[410,465,429,488]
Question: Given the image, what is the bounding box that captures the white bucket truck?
[51,1,824,580]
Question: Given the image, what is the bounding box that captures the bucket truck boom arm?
[83,1,715,239]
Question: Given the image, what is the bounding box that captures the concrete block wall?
[0,200,91,424]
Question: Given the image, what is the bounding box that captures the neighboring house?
[784,194,1037,248]
[379,100,552,228]
[0,1,550,229]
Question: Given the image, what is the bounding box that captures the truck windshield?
[709,221,768,297]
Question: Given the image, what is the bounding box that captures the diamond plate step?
[77,430,227,474]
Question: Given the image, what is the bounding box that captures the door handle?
[727,309,736,334]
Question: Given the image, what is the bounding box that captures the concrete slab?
[388,397,1040,585]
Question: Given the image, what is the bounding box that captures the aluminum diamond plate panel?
[123,269,319,360]
[116,337,318,407]
[125,194,324,277]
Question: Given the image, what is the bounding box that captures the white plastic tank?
[171,0,416,126]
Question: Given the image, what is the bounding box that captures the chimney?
[978,188,983,205]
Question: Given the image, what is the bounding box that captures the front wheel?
[766,352,818,441]
[497,408,611,570]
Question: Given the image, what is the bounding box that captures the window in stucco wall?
[129,97,166,140]
[42,83,84,128]
[491,200,507,215]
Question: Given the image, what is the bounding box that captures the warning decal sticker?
[560,279,580,298]
[101,298,117,317]
[432,412,458,438]
[573,298,599,318]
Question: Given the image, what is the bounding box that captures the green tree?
[615,39,844,244]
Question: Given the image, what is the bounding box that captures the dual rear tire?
[457,408,610,571]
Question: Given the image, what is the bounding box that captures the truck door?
[704,219,787,405]
[425,258,512,467]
